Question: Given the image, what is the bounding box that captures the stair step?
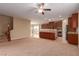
[0,36,8,42]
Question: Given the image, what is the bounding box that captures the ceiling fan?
[36,3,51,15]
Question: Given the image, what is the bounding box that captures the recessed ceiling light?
[48,19,51,21]
[60,18,64,20]
[59,15,62,18]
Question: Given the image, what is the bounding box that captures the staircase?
[0,34,8,43]
[0,17,13,42]
[0,25,11,42]
[6,25,11,41]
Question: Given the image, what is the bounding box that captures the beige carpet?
[0,37,79,56]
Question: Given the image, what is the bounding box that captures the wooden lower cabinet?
[67,34,78,45]
[39,32,55,40]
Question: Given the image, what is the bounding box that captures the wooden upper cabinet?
[68,17,72,31]
[72,13,78,29]
[41,23,49,29]
[68,13,78,32]
[41,24,45,29]
[49,22,54,29]
[41,20,62,29]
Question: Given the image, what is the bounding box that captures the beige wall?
[0,15,11,36]
[78,11,79,48]
[10,17,31,40]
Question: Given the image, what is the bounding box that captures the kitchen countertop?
[39,29,57,33]
[67,32,78,34]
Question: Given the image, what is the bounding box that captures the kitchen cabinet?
[39,32,55,40]
[67,13,78,45]
[67,34,78,45]
[68,13,78,32]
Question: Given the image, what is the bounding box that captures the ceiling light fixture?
[37,3,51,15]
[60,17,64,20]
[59,15,62,18]
[48,19,51,21]
[38,3,44,15]
[38,9,43,13]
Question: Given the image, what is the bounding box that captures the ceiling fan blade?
[42,12,44,15]
[43,9,51,11]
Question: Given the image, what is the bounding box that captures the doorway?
[31,24,40,38]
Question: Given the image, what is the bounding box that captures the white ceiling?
[0,3,79,24]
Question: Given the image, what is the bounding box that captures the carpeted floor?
[0,37,79,56]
